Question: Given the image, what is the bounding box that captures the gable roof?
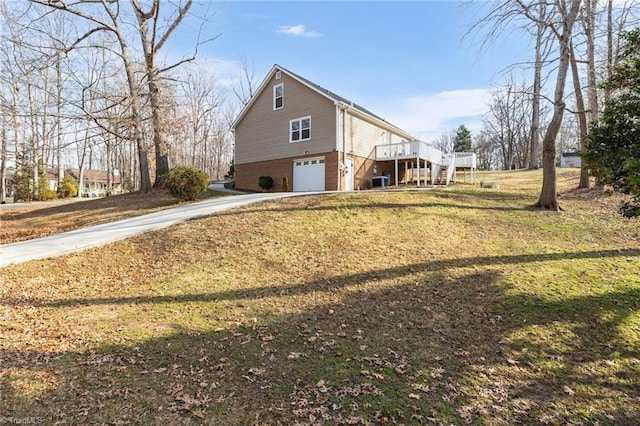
[231,64,414,140]
[67,168,121,184]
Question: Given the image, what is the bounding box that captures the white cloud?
[199,58,245,89]
[378,89,492,142]
[277,24,322,38]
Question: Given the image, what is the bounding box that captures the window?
[290,116,311,142]
[273,83,283,110]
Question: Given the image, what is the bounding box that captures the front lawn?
[1,169,638,424]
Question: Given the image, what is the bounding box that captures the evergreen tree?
[453,125,472,152]
[584,29,640,217]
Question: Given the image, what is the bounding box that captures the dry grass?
[1,169,639,425]
[0,189,223,244]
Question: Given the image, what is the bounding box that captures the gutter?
[335,102,350,191]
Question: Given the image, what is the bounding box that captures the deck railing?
[453,152,477,169]
[375,141,442,164]
[446,156,456,184]
[374,145,477,185]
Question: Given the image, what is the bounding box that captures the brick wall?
[236,151,339,192]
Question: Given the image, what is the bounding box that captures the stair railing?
[445,153,456,184]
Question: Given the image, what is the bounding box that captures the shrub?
[40,189,57,200]
[37,176,57,200]
[258,175,273,191]
[58,175,78,198]
[163,166,209,201]
[14,173,33,202]
[224,159,235,179]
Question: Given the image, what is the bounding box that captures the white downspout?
[335,104,341,191]
[335,101,353,192]
[342,108,347,191]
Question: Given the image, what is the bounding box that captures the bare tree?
[29,0,205,192]
[569,40,590,188]
[232,55,259,107]
[528,1,548,169]
[0,94,7,203]
[434,128,457,154]
[472,130,500,170]
[130,0,194,186]
[470,0,581,209]
[532,0,582,210]
[483,81,533,170]
[2,3,49,200]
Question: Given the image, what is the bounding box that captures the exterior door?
[293,157,325,191]
[345,158,354,191]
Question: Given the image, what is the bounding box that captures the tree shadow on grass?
[2,249,637,309]
[1,250,639,424]
[201,188,540,221]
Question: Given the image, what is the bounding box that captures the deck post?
[394,158,398,187]
[405,161,409,185]
[416,156,421,187]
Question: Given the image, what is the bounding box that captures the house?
[560,151,581,168]
[231,65,476,192]
[2,170,15,201]
[46,168,60,191]
[67,168,122,197]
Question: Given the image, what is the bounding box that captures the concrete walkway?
[0,191,323,267]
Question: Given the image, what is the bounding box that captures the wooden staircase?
[434,166,449,185]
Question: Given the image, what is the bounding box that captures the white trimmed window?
[290,116,311,142]
[273,83,283,110]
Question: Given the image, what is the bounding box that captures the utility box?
[372,176,389,188]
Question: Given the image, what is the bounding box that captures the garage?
[293,157,325,191]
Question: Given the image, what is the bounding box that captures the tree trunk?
[131,0,192,187]
[106,137,113,192]
[77,118,90,197]
[149,77,170,186]
[1,126,6,204]
[110,8,152,193]
[137,146,152,194]
[585,0,599,126]
[529,3,544,170]
[570,43,590,189]
[604,0,613,103]
[534,0,582,211]
[56,52,64,192]
[27,83,39,199]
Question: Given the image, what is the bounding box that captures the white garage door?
[293,157,325,191]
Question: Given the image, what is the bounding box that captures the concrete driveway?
[0,191,323,267]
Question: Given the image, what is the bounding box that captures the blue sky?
[172,1,533,142]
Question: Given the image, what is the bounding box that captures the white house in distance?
[231,64,476,192]
[560,152,582,168]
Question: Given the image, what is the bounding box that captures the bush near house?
[58,175,78,198]
[258,175,274,191]
[224,159,235,179]
[163,166,209,201]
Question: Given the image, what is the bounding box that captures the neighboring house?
[46,168,60,191]
[2,170,15,200]
[67,168,122,197]
[231,64,475,192]
[560,151,581,168]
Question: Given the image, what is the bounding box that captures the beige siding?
[235,73,336,165]
[338,110,410,160]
